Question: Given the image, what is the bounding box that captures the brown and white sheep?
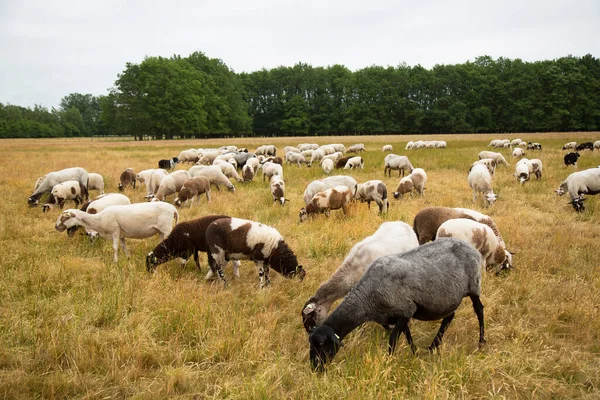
[118,168,137,191]
[343,156,364,170]
[174,176,211,207]
[28,167,89,206]
[205,217,305,287]
[189,166,235,192]
[43,180,86,212]
[299,185,353,222]
[355,180,388,213]
[393,168,427,199]
[270,175,286,205]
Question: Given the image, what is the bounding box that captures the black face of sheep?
[309,325,342,371]
[66,226,80,237]
[571,198,586,212]
[146,252,159,272]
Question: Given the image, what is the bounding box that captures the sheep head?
[146,252,159,272]
[485,193,498,206]
[299,208,308,222]
[55,210,78,232]
[309,325,342,372]
[302,301,328,333]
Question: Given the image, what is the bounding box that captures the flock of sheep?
[28,137,600,371]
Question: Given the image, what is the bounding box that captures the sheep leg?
[470,295,486,346]
[206,191,211,202]
[120,238,129,259]
[366,201,371,209]
[472,190,477,203]
[232,260,240,278]
[112,236,119,263]
[388,316,411,354]
[428,313,455,352]
[193,251,201,271]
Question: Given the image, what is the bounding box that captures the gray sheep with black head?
[308,238,486,371]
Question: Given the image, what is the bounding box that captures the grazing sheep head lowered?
[309,325,342,372]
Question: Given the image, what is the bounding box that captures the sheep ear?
[303,303,316,315]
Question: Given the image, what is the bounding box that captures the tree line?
[1,53,599,139]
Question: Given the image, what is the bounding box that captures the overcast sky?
[1,0,598,109]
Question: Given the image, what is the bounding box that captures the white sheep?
[310,149,325,164]
[283,146,301,154]
[72,193,132,237]
[136,169,154,187]
[153,170,192,201]
[347,143,365,153]
[343,156,364,170]
[555,167,600,212]
[468,164,497,206]
[515,158,532,185]
[330,144,345,153]
[384,154,414,177]
[436,219,512,271]
[145,169,169,198]
[213,160,243,182]
[189,165,235,191]
[88,173,105,194]
[355,180,388,213]
[321,151,344,164]
[197,150,224,165]
[472,158,497,175]
[478,151,510,167]
[301,221,419,332]
[298,143,319,151]
[382,144,393,152]
[512,148,526,158]
[177,149,200,164]
[55,202,179,262]
[270,175,286,205]
[321,158,334,175]
[285,151,310,167]
[593,141,600,151]
[562,141,577,150]
[260,161,283,182]
[405,141,414,150]
[393,168,427,198]
[28,167,89,206]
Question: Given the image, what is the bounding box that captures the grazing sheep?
[555,167,600,212]
[511,138,523,147]
[562,141,577,150]
[28,167,89,206]
[405,141,414,150]
[530,159,543,179]
[55,202,179,262]
[197,150,223,165]
[189,166,235,192]
[321,158,334,175]
[412,206,506,246]
[69,193,132,237]
[436,219,512,271]
[173,176,211,207]
[118,168,137,191]
[255,145,277,156]
[283,146,301,154]
[515,158,532,185]
[576,142,594,152]
[393,168,427,199]
[321,152,344,164]
[245,157,260,172]
[43,180,86,212]
[302,221,419,333]
[153,170,192,202]
[205,217,305,287]
[355,180,388,213]
[594,141,600,151]
[177,149,200,164]
[308,238,485,371]
[512,148,526,158]
[136,169,154,187]
[382,144,393,152]
[564,152,580,168]
[213,160,243,182]
[384,154,414,177]
[242,164,255,182]
[146,214,239,278]
[310,149,325,165]
[343,156,364,170]
[233,152,257,169]
[298,143,319,151]
[527,142,542,150]
[158,157,179,170]
[478,151,510,167]
[334,156,351,169]
[87,173,104,194]
[285,151,311,167]
[299,185,353,222]
[472,159,497,176]
[303,176,358,205]
[146,169,169,198]
[260,161,283,182]
[330,144,346,153]
[468,164,497,206]
[347,143,365,153]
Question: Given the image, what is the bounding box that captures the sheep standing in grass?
[213,160,243,182]
[382,144,393,152]
[285,152,311,167]
[87,173,104,194]
[594,141,600,151]
[205,217,305,287]
[436,219,512,271]
[270,175,286,205]
[173,176,211,207]
[355,180,388,213]
[468,164,497,206]
[393,168,427,199]
[189,166,235,192]
[43,180,87,212]
[303,176,357,204]
[300,185,353,222]
[472,159,497,176]
[242,164,255,182]
[347,143,365,153]
[136,169,154,187]
[55,202,179,263]
[343,156,364,170]
[146,214,238,278]
[512,148,526,158]
[260,161,283,182]
[308,238,485,371]
[555,167,600,212]
[119,168,137,191]
[478,151,510,168]
[384,154,414,177]
[564,152,580,168]
[68,193,132,237]
[321,159,334,175]
[562,142,577,150]
[302,221,418,332]
[145,169,169,198]
[153,170,192,202]
[28,167,89,206]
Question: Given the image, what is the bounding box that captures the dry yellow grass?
[1,133,599,399]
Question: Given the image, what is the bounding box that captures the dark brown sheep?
[174,176,211,207]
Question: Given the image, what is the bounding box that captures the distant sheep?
[260,161,283,182]
[205,217,305,287]
[382,144,393,152]
[576,142,594,151]
[564,152,580,168]
[527,142,542,150]
[189,165,235,192]
[153,170,192,202]
[300,185,353,222]
[177,149,200,164]
[562,142,577,150]
[242,164,255,182]
[478,151,510,167]
[512,148,526,158]
[302,222,418,333]
[594,141,600,151]
[308,238,485,371]
[118,168,137,191]
[285,152,311,167]
[355,180,388,213]
[343,156,364,170]
[347,143,365,153]
[321,158,334,175]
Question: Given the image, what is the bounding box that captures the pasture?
[1,133,599,399]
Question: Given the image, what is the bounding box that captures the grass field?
[1,133,599,399]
